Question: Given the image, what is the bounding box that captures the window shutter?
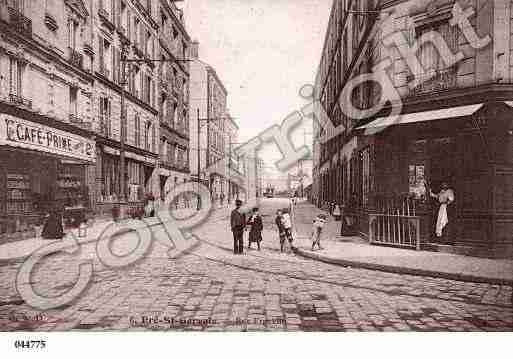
[108,99,112,137]
[127,10,131,41]
[152,122,155,152]
[112,48,117,83]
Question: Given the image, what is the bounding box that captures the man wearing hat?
[231,199,246,254]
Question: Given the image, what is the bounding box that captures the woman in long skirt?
[247,207,263,250]
[42,204,64,240]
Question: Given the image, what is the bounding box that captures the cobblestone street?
[0,199,512,332]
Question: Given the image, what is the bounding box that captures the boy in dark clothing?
[275,209,287,252]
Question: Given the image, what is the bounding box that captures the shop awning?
[356,103,485,130]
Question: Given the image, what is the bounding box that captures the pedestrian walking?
[247,207,263,250]
[230,199,246,254]
[311,214,327,250]
[333,203,341,221]
[275,209,287,252]
[281,208,295,250]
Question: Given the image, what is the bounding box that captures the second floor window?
[144,121,151,151]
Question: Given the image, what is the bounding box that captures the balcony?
[69,49,83,69]
[408,67,457,97]
[8,7,32,38]
[69,114,82,124]
[99,9,115,32]
[8,93,32,108]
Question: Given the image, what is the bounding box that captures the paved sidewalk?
[0,206,231,263]
[292,201,513,285]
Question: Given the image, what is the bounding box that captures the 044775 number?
[13,340,46,350]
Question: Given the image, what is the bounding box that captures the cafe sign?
[0,114,96,163]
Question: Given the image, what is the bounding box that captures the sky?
[181,0,331,187]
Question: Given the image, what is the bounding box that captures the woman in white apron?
[428,182,455,240]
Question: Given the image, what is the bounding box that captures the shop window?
[133,66,140,98]
[145,30,151,57]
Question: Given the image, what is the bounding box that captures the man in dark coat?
[231,199,246,254]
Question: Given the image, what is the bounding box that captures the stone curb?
[294,247,513,286]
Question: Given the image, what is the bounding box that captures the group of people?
[230,199,296,254]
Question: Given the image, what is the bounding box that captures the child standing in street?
[275,209,286,252]
[247,207,263,250]
[311,214,327,250]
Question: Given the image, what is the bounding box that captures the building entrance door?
[427,137,458,242]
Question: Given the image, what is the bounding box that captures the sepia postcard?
[0,1,512,349]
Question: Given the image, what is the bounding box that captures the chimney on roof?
[191,40,199,59]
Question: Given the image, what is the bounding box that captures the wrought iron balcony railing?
[8,7,32,38]
[407,67,457,96]
[69,49,83,69]
[8,93,32,108]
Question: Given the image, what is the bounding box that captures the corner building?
[314,0,513,257]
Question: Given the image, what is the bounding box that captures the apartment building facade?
[0,0,96,239]
[313,0,513,256]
